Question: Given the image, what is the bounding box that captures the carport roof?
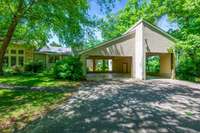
[80,19,177,55]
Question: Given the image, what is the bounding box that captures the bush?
[53,56,83,81]
[12,66,24,74]
[175,35,200,81]
[24,61,44,73]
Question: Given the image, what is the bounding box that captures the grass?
[0,89,73,132]
[0,73,80,88]
[0,73,80,132]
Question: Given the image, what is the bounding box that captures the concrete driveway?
[18,79,200,133]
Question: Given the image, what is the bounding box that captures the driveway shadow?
[18,80,200,133]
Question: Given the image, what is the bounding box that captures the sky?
[88,0,128,18]
[49,0,178,44]
[89,0,178,31]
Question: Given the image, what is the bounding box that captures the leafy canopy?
[0,0,118,48]
[99,0,166,40]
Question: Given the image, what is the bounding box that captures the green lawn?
[0,74,80,132]
[0,89,72,132]
[0,73,79,88]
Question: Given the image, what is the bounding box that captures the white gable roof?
[80,19,177,55]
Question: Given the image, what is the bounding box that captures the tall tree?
[165,0,200,39]
[99,0,166,40]
[164,0,200,81]
[0,0,116,74]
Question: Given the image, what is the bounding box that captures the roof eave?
[79,32,134,56]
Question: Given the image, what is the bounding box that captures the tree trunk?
[0,0,24,75]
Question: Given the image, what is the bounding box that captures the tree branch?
[7,3,15,15]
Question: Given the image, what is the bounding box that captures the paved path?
[18,80,200,133]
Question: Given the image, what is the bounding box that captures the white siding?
[85,34,135,57]
[143,25,174,53]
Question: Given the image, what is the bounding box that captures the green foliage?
[0,73,79,88]
[165,0,200,39]
[99,0,165,40]
[0,0,116,49]
[53,56,83,81]
[24,61,44,73]
[96,60,109,72]
[0,89,72,131]
[175,35,200,81]
[146,56,160,74]
[3,66,24,75]
[11,66,24,74]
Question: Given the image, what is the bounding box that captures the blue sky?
[49,0,178,44]
[88,0,127,18]
[89,0,177,31]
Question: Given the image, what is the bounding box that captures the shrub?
[12,66,24,74]
[3,66,24,75]
[24,61,44,73]
[53,56,83,81]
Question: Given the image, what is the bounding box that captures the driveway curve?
[18,80,200,133]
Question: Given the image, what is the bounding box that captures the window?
[55,56,60,62]
[18,56,24,66]
[5,49,25,66]
[11,50,16,54]
[48,56,54,63]
[11,56,17,66]
[3,56,9,66]
[48,56,60,63]
[18,50,24,55]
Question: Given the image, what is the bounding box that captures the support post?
[134,22,145,80]
[93,59,96,72]
[171,53,176,79]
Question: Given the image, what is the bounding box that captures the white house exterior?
[80,19,176,80]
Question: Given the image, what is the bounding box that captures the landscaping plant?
[24,61,44,73]
[53,56,83,81]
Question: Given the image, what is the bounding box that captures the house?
[3,44,72,67]
[4,44,34,67]
[80,19,176,80]
[34,46,72,67]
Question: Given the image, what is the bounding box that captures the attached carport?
[80,33,135,79]
[80,19,176,80]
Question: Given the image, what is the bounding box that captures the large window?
[48,55,60,64]
[18,56,24,66]
[11,50,16,54]
[18,50,24,55]
[11,56,17,66]
[48,56,54,63]
[3,56,9,66]
[4,49,25,67]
